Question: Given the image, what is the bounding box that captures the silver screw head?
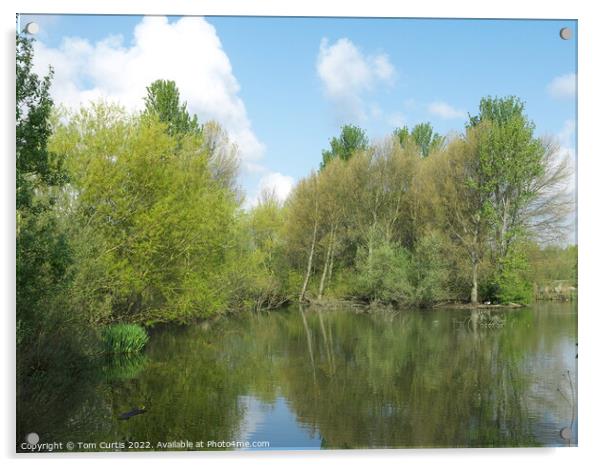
[560,27,572,40]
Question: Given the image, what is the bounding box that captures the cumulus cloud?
[32,16,265,164]
[246,172,295,208]
[258,172,294,202]
[427,101,465,120]
[316,38,395,123]
[547,73,576,99]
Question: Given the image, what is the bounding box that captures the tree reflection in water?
[17,302,577,450]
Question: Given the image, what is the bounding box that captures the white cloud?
[247,172,295,208]
[547,73,576,99]
[316,38,395,123]
[427,101,465,119]
[32,16,264,164]
[548,119,576,202]
[258,172,294,202]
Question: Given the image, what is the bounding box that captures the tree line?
[281,107,573,308]
[16,35,576,378]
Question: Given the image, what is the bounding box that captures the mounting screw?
[559,27,572,40]
[23,22,39,35]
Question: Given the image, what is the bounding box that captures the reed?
[101,324,149,354]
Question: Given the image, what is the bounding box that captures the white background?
[2,1,600,466]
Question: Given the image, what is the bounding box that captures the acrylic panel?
[16,14,577,452]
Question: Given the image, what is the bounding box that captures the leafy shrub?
[353,236,411,304]
[488,245,533,304]
[408,232,451,308]
[101,324,149,354]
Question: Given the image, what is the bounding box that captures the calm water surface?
[17,302,577,450]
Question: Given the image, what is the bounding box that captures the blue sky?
[20,14,577,205]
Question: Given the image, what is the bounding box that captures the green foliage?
[526,243,577,285]
[488,245,533,304]
[143,79,200,135]
[353,229,411,304]
[52,104,239,323]
[469,96,545,259]
[18,36,574,389]
[16,34,67,310]
[407,232,451,307]
[16,36,67,210]
[16,34,94,378]
[394,122,443,157]
[321,124,369,168]
[223,193,292,311]
[101,324,150,354]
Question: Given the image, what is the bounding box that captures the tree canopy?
[394,122,444,157]
[320,124,369,168]
[143,79,201,136]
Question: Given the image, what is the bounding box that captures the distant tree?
[201,120,240,192]
[394,123,443,157]
[411,123,444,157]
[393,126,411,148]
[321,124,369,168]
[143,79,200,135]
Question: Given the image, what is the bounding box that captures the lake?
[17,302,577,451]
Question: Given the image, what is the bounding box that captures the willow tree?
[51,104,238,323]
[433,128,492,304]
[315,158,348,299]
[283,172,323,302]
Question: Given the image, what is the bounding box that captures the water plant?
[101,324,149,355]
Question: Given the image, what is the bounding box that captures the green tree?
[411,122,444,157]
[52,104,238,323]
[468,96,546,260]
[408,232,450,307]
[393,126,411,148]
[353,227,411,304]
[394,123,443,157]
[432,129,492,304]
[232,190,290,310]
[16,34,88,375]
[143,79,200,136]
[489,244,533,304]
[321,124,368,168]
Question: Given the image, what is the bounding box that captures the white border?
[2,1,600,467]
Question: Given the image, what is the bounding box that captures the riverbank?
[305,296,527,311]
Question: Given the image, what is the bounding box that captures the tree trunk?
[327,253,334,288]
[318,228,334,300]
[470,257,479,305]
[299,219,318,302]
